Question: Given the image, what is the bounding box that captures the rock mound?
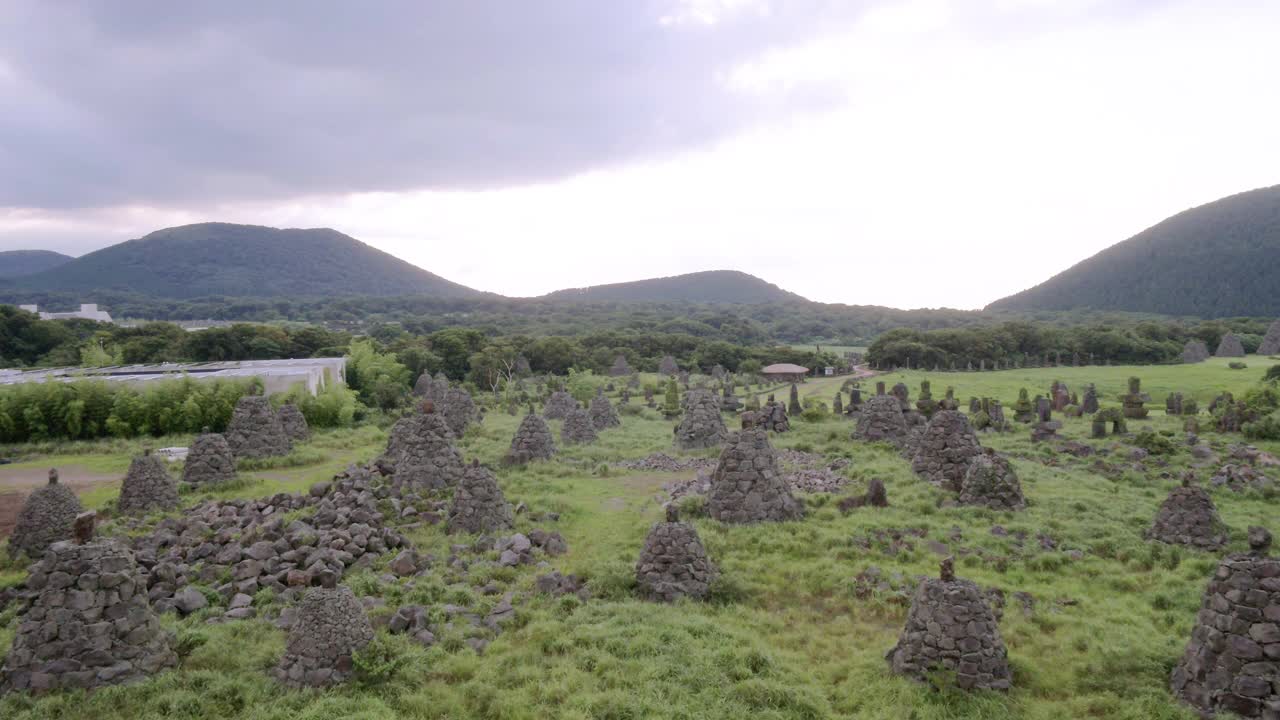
[181,430,237,487]
[447,462,514,534]
[707,428,804,523]
[504,411,556,464]
[1171,528,1280,717]
[635,506,717,602]
[958,450,1025,510]
[589,390,621,430]
[910,411,982,491]
[274,576,374,688]
[759,395,790,433]
[276,404,310,442]
[381,408,466,490]
[117,453,180,515]
[1258,320,1280,355]
[542,390,578,420]
[1147,483,1229,551]
[885,558,1012,691]
[7,470,81,559]
[0,539,178,692]
[1182,339,1211,364]
[854,395,909,444]
[561,405,598,445]
[674,389,729,450]
[439,387,479,437]
[1216,332,1246,357]
[225,395,291,458]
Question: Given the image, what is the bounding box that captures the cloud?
[0,0,861,209]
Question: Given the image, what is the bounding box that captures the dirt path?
[0,464,120,539]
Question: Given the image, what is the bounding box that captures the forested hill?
[8,223,486,300]
[541,270,806,304]
[987,184,1280,316]
[0,250,73,278]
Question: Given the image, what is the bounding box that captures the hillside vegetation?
[0,250,73,278]
[989,185,1280,316]
[542,269,806,304]
[8,223,485,300]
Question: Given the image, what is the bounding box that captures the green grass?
[4,362,1279,718]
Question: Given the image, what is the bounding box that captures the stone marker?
[8,468,82,559]
[674,389,729,450]
[589,388,621,430]
[706,427,804,523]
[561,404,598,445]
[1215,332,1246,358]
[277,403,311,442]
[958,449,1026,510]
[117,451,180,515]
[274,572,374,688]
[910,410,982,491]
[542,390,578,420]
[225,395,292,459]
[504,409,557,465]
[1181,339,1211,364]
[381,403,466,489]
[635,505,717,602]
[181,428,237,487]
[447,461,514,534]
[1147,479,1230,551]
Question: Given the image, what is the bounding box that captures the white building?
[18,303,114,323]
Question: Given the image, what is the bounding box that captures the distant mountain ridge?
[541,270,806,304]
[8,223,485,300]
[0,250,73,278]
[988,185,1280,316]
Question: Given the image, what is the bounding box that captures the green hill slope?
[11,223,483,299]
[0,250,74,278]
[541,270,806,304]
[987,185,1280,316]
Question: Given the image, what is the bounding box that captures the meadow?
[1,357,1278,719]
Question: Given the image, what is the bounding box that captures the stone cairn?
[117,451,180,515]
[635,505,717,602]
[1216,332,1246,358]
[759,394,790,433]
[274,571,374,688]
[1171,527,1280,717]
[609,354,633,377]
[514,354,532,376]
[1092,408,1127,438]
[542,390,578,420]
[1081,384,1100,414]
[885,558,1012,691]
[958,449,1025,510]
[1030,398,1061,442]
[1166,392,1185,416]
[561,404,599,445]
[1258,320,1280,355]
[1147,478,1230,551]
[1050,381,1070,411]
[504,410,557,465]
[412,371,435,397]
[8,469,82,559]
[916,381,938,418]
[846,388,864,414]
[659,355,680,376]
[911,410,983,491]
[181,428,237,487]
[0,522,179,693]
[706,426,804,523]
[711,364,727,381]
[225,395,292,459]
[439,387,480,438]
[1122,377,1149,419]
[854,395,909,444]
[447,461,514,534]
[788,383,802,415]
[720,383,742,413]
[891,383,911,412]
[832,392,843,415]
[1012,389,1035,423]
[380,404,466,490]
[674,389,729,450]
[1182,339,1212,364]
[277,403,310,442]
[589,388,621,430]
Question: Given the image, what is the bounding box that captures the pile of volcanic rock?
[674,389,729,450]
[7,469,82,559]
[504,411,557,465]
[956,449,1026,510]
[589,389,621,430]
[910,410,983,492]
[854,395,910,445]
[1146,479,1230,551]
[706,426,804,523]
[615,453,717,473]
[379,406,467,490]
[493,528,568,567]
[182,429,238,487]
[274,571,374,688]
[117,451,181,515]
[439,387,481,437]
[1209,463,1273,492]
[561,405,599,445]
[542,390,578,420]
[225,395,292,459]
[277,403,311,442]
[635,505,717,602]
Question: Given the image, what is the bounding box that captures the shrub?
[1244,410,1280,441]
[1229,361,1248,370]
[1265,365,1280,383]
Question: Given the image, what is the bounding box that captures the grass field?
[1,357,1278,719]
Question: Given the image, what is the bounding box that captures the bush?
[1229,361,1248,370]
[1265,365,1280,383]
[1133,428,1178,455]
[278,383,361,428]
[1244,410,1280,441]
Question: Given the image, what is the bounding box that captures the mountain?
[10,223,484,299]
[540,270,806,304]
[0,250,73,278]
[988,185,1280,316]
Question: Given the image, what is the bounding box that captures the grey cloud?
[0,1,861,210]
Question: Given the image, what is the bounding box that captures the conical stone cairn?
[957,449,1025,510]
[381,404,466,489]
[561,405,598,445]
[274,572,374,688]
[1147,478,1229,551]
[589,389,620,430]
[635,505,717,602]
[674,389,728,450]
[504,410,556,465]
[277,403,310,441]
[910,410,983,491]
[1,530,178,693]
[885,558,1012,691]
[1216,332,1246,358]
[542,390,578,420]
[439,387,479,437]
[8,469,81,559]
[854,395,909,444]
[1182,339,1211,364]
[181,429,237,487]
[1171,527,1280,718]
[447,461,514,534]
[707,427,804,523]
[224,395,291,459]
[117,452,179,515]
[1258,320,1280,356]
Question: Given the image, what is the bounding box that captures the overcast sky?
[2,0,1278,309]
